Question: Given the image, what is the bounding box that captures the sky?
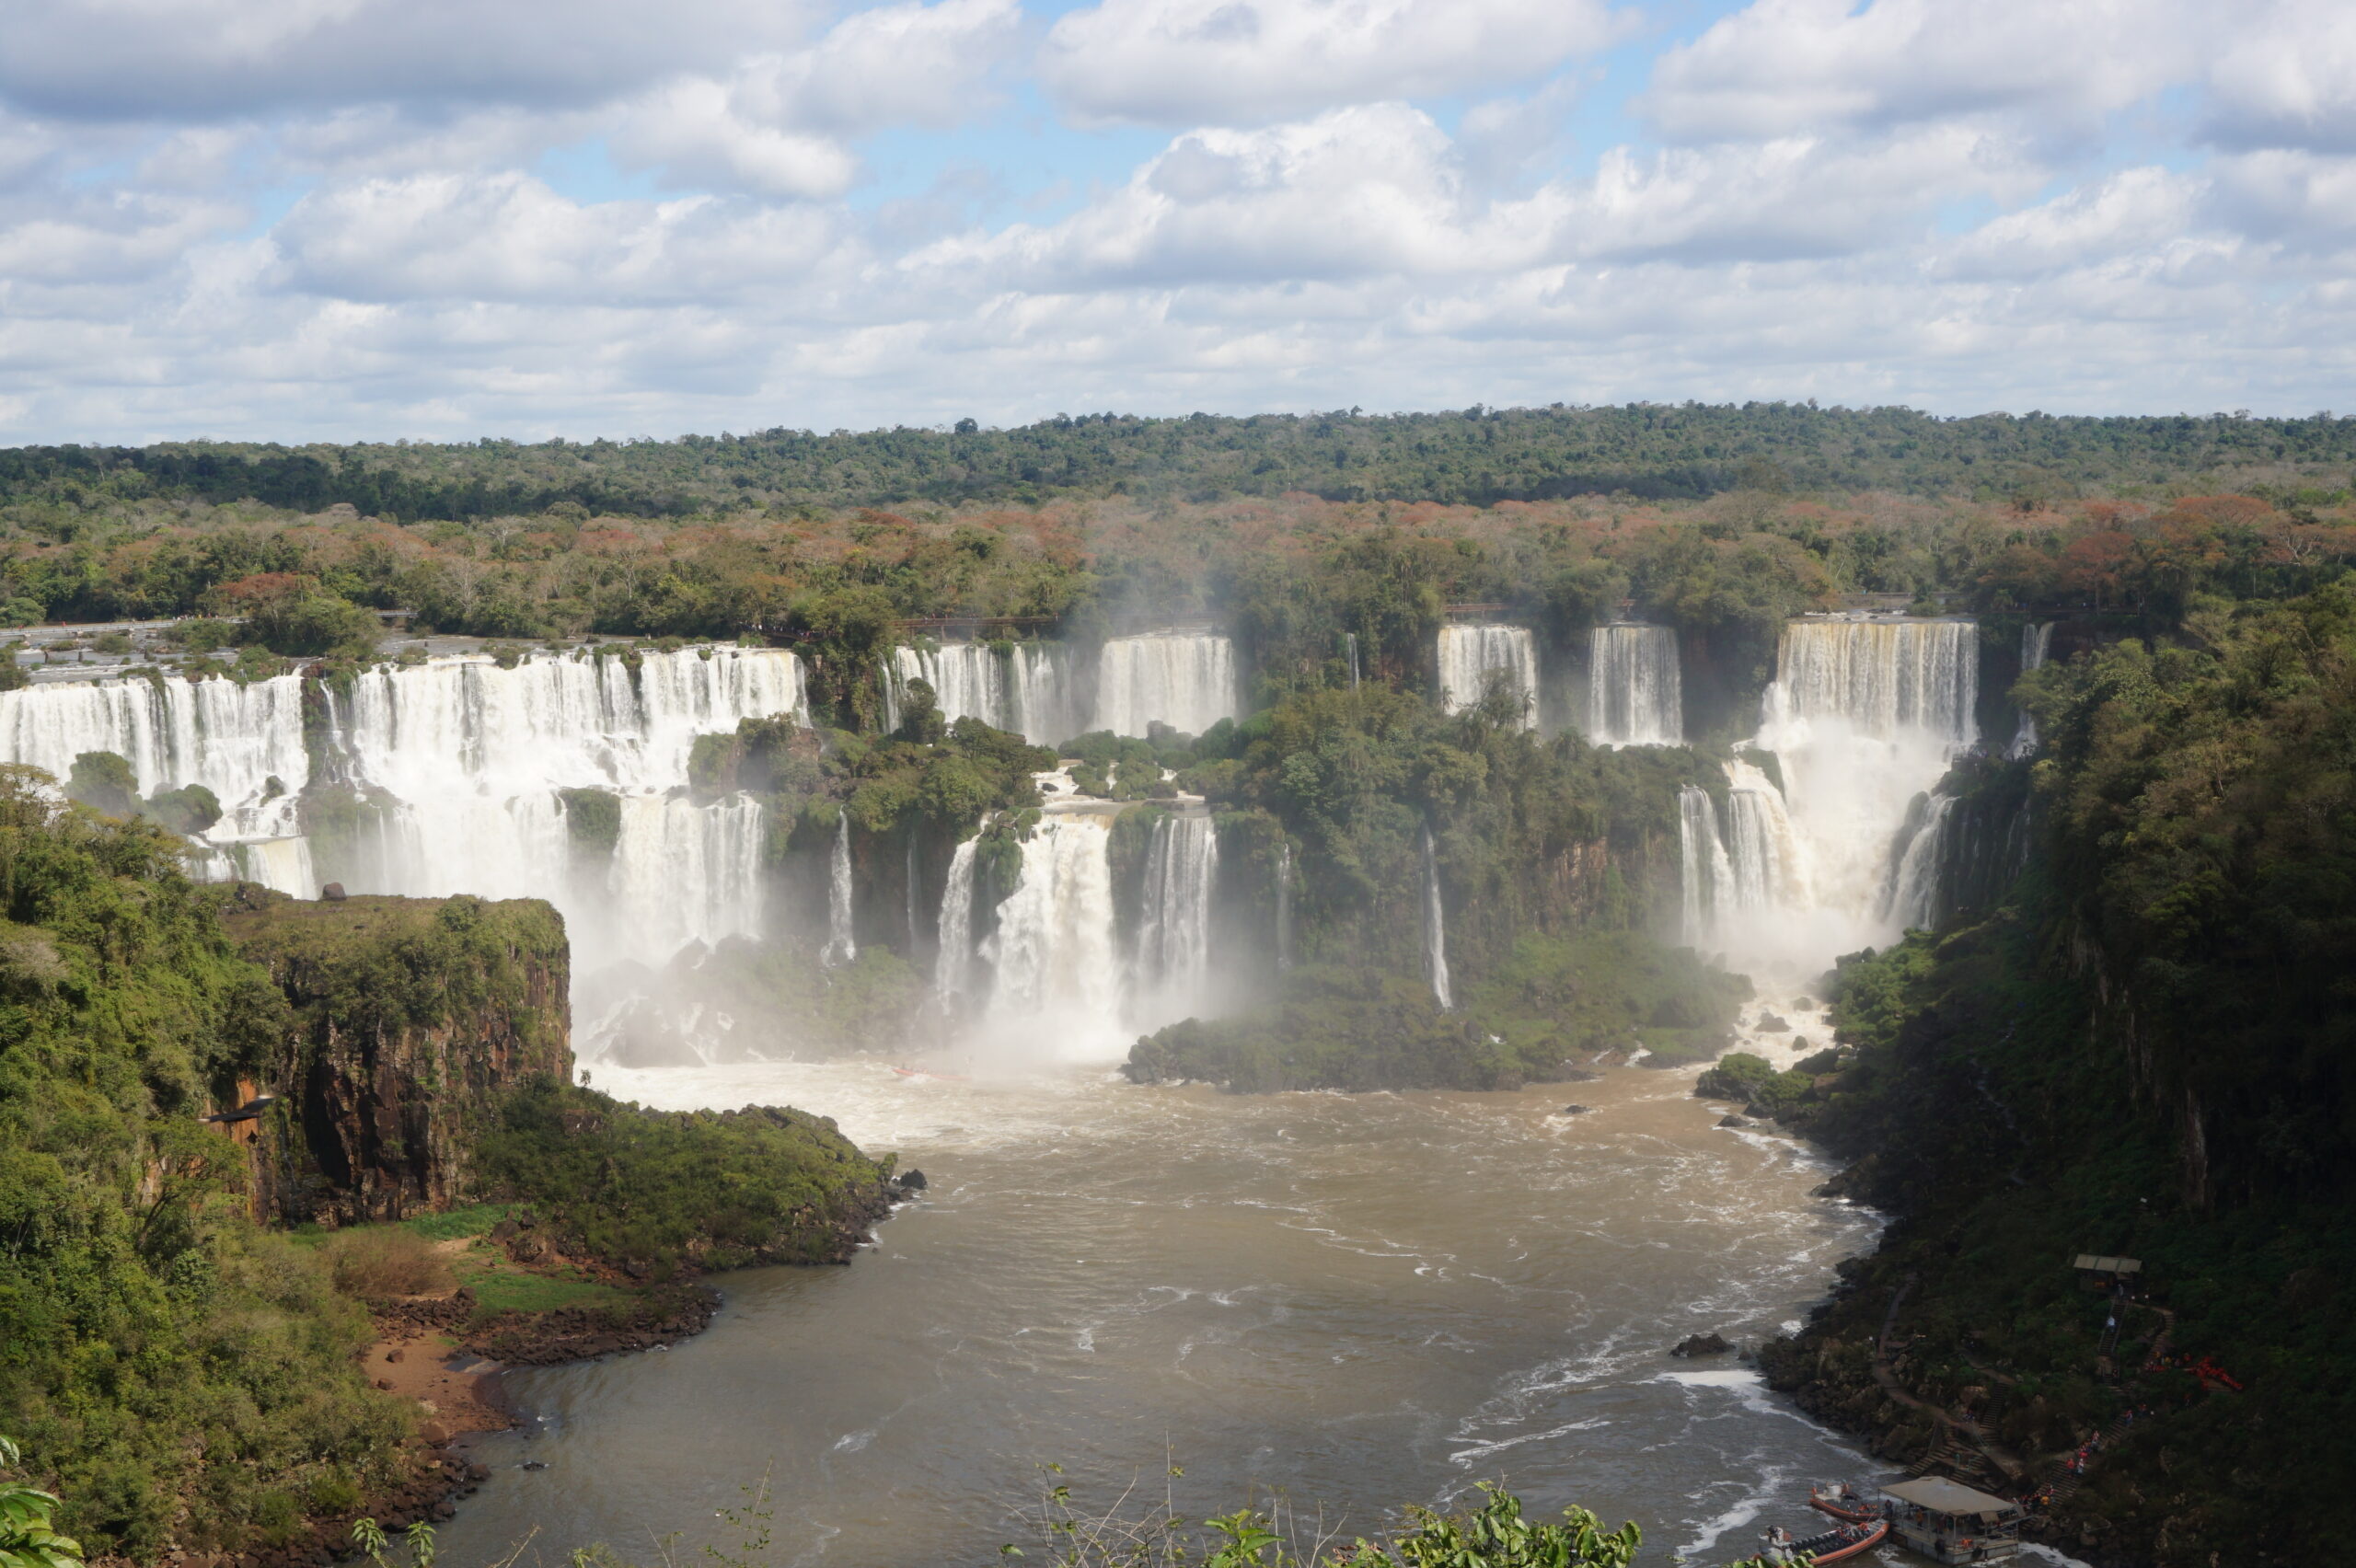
[2,0,2352,444]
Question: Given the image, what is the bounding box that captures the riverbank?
[425,1055,1884,1568]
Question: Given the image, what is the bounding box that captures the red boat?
[1807,1482,1878,1524]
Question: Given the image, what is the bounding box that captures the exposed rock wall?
[222,886,571,1224]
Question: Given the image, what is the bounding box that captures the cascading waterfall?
[885,642,1082,746]
[1877,793,1957,930]
[324,646,807,978]
[934,836,979,1005]
[1687,617,1978,971]
[1421,823,1452,1009]
[1436,625,1537,729]
[0,672,312,882]
[1587,625,1682,746]
[906,836,921,953]
[979,813,1123,1052]
[1275,841,1295,973]
[1131,812,1218,1028]
[1678,786,1734,948]
[1091,633,1240,738]
[2011,621,2054,757]
[1345,633,1362,690]
[824,813,858,967]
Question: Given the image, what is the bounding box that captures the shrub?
[324,1228,454,1299]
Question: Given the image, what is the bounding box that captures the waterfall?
[1275,841,1295,973]
[321,645,806,976]
[1697,617,1979,971]
[1678,763,1807,951]
[1587,625,1682,746]
[1420,824,1452,1010]
[1877,793,1956,930]
[1131,812,1218,1027]
[906,835,921,952]
[980,813,1122,1050]
[934,836,979,1004]
[1436,625,1537,729]
[1677,786,1734,948]
[1091,633,1239,738]
[2011,621,2054,757]
[888,641,1082,746]
[1345,633,1361,690]
[0,671,309,840]
[824,813,857,967]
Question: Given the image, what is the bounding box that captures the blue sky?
[0,0,2350,444]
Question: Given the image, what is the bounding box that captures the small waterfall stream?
[1586,624,1682,746]
[824,813,858,968]
[1436,625,1537,729]
[1421,823,1452,1009]
[934,837,979,1005]
[1132,812,1218,1029]
[1275,841,1295,973]
[2011,621,2054,757]
[886,642,1083,746]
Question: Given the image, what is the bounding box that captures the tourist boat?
[1879,1476,2024,1563]
[1749,1516,1888,1564]
[1807,1481,1877,1523]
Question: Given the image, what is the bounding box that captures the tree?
[0,1437,85,1568]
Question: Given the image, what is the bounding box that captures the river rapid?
[435,1035,1887,1568]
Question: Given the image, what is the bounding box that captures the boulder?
[320,882,347,902]
[1718,1114,1752,1128]
[896,1168,929,1191]
[1558,1104,1594,1116]
[1671,1332,1734,1357]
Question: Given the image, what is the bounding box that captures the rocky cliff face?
[222,887,571,1224]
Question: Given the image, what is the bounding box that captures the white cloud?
[1039,0,1623,127]
[1644,0,2201,144]
[0,0,823,119]
[271,172,854,303]
[1937,167,2204,280]
[2205,0,2356,153]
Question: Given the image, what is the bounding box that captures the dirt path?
[365,1239,511,1443]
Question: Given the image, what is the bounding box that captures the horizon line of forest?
[7,402,2354,523]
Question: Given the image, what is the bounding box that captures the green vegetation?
[0,769,410,1560]
[6,406,2351,523]
[0,1437,84,1568]
[1126,932,1741,1093]
[473,1077,891,1278]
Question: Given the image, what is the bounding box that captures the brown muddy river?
[433,1046,1917,1567]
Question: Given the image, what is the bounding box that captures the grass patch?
[401,1203,514,1240]
[461,1267,626,1317]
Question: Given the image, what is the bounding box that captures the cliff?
[221,888,572,1225]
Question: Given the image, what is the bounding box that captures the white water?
[1091,633,1240,738]
[1587,625,1682,747]
[0,671,309,843]
[1877,792,1955,931]
[1436,625,1537,729]
[933,837,979,1005]
[1421,823,1452,1009]
[2012,621,2054,757]
[1275,840,1296,973]
[824,813,857,968]
[1686,618,1977,974]
[1345,632,1362,689]
[326,647,806,982]
[885,642,1083,747]
[978,812,1125,1055]
[1131,811,1218,1031]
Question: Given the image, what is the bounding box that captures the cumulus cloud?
[1039,0,1623,127]
[0,0,823,119]
[1644,0,2203,144]
[3,0,2356,444]
[2205,0,2356,153]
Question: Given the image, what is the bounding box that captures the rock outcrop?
[222,887,571,1225]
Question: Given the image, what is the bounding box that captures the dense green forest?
[5,405,2352,524]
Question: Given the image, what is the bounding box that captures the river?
[434,1035,1885,1568]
